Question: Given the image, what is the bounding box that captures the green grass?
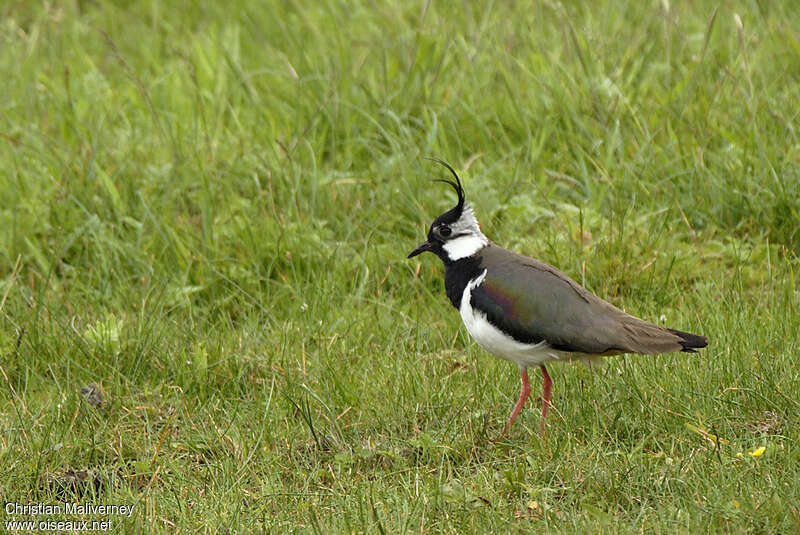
[1,0,799,532]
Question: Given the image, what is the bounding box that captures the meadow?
[1,0,799,532]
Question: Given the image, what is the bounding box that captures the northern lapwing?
[408,160,707,436]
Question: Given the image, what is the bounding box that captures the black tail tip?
[668,328,708,353]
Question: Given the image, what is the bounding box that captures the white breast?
[459,270,565,369]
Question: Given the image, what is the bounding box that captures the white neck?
[443,233,488,261]
[442,202,488,260]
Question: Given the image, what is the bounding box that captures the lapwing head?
[408,159,488,263]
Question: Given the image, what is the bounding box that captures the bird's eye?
[439,225,452,237]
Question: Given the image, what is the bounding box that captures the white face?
[441,204,488,261]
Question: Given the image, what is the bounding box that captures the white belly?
[459,270,568,369]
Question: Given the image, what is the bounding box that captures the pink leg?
[500,368,531,436]
[540,364,552,434]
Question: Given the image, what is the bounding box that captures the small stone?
[80,383,103,408]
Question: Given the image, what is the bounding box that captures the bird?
[408,160,708,436]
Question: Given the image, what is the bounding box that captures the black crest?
[427,157,465,224]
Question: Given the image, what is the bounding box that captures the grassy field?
[1,0,799,532]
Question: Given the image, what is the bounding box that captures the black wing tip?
[667,328,708,353]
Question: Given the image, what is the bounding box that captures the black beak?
[408,241,432,258]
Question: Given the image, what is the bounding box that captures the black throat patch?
[443,255,485,309]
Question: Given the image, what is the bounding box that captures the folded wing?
[472,247,706,355]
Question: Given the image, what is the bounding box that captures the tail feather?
[667,328,708,353]
[617,315,708,355]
